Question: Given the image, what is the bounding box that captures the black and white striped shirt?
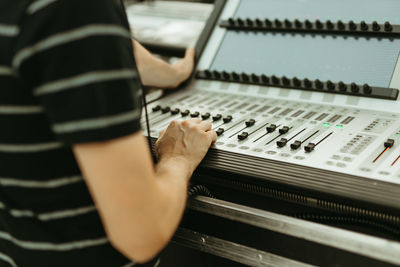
[0,0,141,266]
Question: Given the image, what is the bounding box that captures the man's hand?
[155,118,217,178]
[133,40,195,88]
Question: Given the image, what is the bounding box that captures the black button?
[251,74,260,83]
[284,19,292,28]
[304,143,316,152]
[222,71,230,80]
[291,140,302,150]
[216,128,225,136]
[271,75,280,85]
[152,105,161,112]
[171,108,180,115]
[190,111,200,118]
[384,139,395,148]
[372,21,380,31]
[293,77,301,87]
[316,20,323,29]
[232,72,240,81]
[294,19,302,29]
[277,138,288,147]
[363,84,372,95]
[237,18,244,26]
[304,79,312,88]
[212,114,222,121]
[338,82,347,92]
[161,107,171,114]
[327,80,335,91]
[351,83,359,93]
[349,20,357,30]
[245,119,256,127]
[223,115,233,123]
[266,124,277,133]
[246,18,253,27]
[181,109,190,117]
[315,79,323,89]
[201,112,211,120]
[204,70,212,78]
[274,19,282,28]
[241,73,249,82]
[238,132,249,140]
[212,70,221,79]
[326,20,334,30]
[337,20,345,30]
[360,21,368,31]
[261,75,269,84]
[265,19,272,27]
[279,126,290,134]
[305,20,313,29]
[282,76,290,86]
[255,18,263,27]
[384,21,393,32]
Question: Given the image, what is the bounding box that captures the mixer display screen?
[210,32,400,87]
[234,0,400,24]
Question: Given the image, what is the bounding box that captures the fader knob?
[152,105,161,112]
[238,132,249,140]
[282,76,290,86]
[251,73,260,83]
[327,80,335,91]
[363,84,372,95]
[204,70,212,78]
[228,18,235,26]
[294,19,302,29]
[291,140,302,150]
[315,79,323,89]
[223,115,233,123]
[305,20,313,29]
[255,18,263,27]
[304,79,312,89]
[171,108,180,115]
[245,119,256,127]
[181,109,190,117]
[284,19,292,28]
[190,111,200,118]
[305,143,316,152]
[216,128,225,136]
[201,112,211,120]
[277,138,288,147]
[293,77,301,87]
[212,70,221,79]
[372,21,380,31]
[232,72,240,81]
[212,114,222,121]
[161,107,171,114]
[384,139,395,148]
[351,83,359,93]
[360,21,368,31]
[265,19,272,27]
[261,75,269,84]
[222,71,230,80]
[237,18,244,26]
[315,20,323,29]
[246,18,253,27]
[338,82,347,92]
[326,20,334,30]
[274,19,282,28]
[337,20,345,30]
[271,75,280,85]
[241,73,249,82]
[266,124,277,133]
[349,20,357,30]
[279,126,290,134]
[384,21,393,32]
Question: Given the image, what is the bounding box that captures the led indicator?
[336,124,344,129]
[323,123,331,127]
[396,133,400,137]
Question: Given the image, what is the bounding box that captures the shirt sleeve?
[14,0,142,144]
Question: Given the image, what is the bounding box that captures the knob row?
[220,18,399,36]
[196,70,399,100]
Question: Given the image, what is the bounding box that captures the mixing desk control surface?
[142,0,400,210]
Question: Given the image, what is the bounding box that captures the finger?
[188,118,202,124]
[207,130,218,143]
[158,129,166,139]
[199,121,212,131]
[185,48,195,61]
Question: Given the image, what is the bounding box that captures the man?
[0,0,216,266]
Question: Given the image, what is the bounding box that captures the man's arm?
[132,40,195,88]
[73,119,217,263]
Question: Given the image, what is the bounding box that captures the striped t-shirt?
[0,0,142,266]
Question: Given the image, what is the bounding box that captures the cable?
[141,87,152,149]
[188,185,215,198]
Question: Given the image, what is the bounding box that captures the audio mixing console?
[142,0,400,212]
